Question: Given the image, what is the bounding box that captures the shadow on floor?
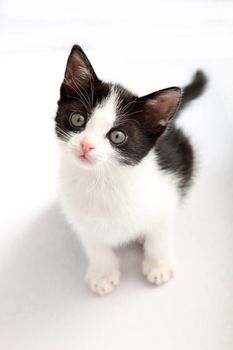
[0,202,144,326]
[0,203,88,321]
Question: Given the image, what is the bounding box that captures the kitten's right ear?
[61,45,98,96]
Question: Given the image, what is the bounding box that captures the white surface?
[0,1,233,349]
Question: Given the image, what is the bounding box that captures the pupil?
[77,117,83,124]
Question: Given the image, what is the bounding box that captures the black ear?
[139,87,182,135]
[61,45,99,96]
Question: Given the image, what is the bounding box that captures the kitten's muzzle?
[73,140,95,163]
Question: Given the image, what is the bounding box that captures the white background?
[0,0,233,349]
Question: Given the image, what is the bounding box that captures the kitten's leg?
[82,240,120,296]
[142,219,175,285]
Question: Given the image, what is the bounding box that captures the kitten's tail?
[175,70,208,120]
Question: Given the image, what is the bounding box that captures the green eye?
[109,129,127,144]
[69,113,86,128]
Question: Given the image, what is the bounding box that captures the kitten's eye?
[69,113,86,128]
[108,129,127,144]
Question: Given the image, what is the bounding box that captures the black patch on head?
[55,44,113,139]
[103,85,155,165]
[55,80,112,139]
[108,85,182,166]
[109,88,194,193]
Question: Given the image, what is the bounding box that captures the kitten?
[55,45,207,296]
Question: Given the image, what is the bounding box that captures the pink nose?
[80,140,95,155]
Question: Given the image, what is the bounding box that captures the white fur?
[58,89,179,295]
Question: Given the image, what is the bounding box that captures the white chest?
[59,154,178,245]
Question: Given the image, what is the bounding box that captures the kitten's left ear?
[140,87,182,135]
[61,45,99,95]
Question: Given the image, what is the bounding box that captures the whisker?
[114,114,143,129]
[120,98,137,115]
[119,110,143,118]
[55,126,71,141]
[57,139,68,145]
[59,94,85,103]
[89,72,94,107]
[65,70,91,108]
[63,78,89,109]
[63,84,87,109]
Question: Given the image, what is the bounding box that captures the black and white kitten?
[55,45,207,295]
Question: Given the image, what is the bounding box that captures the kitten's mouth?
[71,148,94,165]
[79,154,89,162]
[79,153,92,163]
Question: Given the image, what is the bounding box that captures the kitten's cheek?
[71,147,81,159]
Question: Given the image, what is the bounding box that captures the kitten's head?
[55,45,182,169]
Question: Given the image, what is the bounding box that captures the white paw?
[142,260,175,285]
[86,268,121,296]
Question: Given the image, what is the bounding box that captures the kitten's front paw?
[86,268,121,296]
[142,259,174,285]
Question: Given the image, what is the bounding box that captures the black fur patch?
[156,127,194,194]
[174,70,207,120]
[55,81,112,139]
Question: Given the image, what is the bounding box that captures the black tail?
[175,70,208,120]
